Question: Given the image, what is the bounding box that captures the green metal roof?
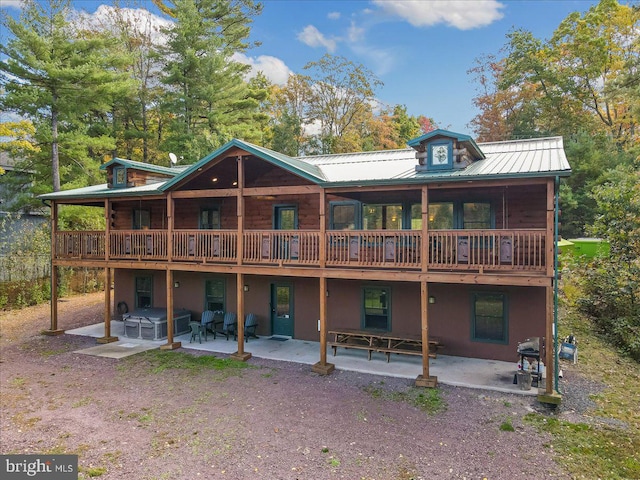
[39,182,164,200]
[100,157,184,177]
[39,135,571,202]
[159,139,326,191]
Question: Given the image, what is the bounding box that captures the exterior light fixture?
[174,281,180,288]
[428,295,436,304]
[243,285,249,292]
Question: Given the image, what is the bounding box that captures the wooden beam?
[44,201,63,336]
[160,268,181,350]
[319,190,326,269]
[421,185,428,273]
[546,178,555,278]
[312,276,335,375]
[237,155,244,267]
[244,185,321,196]
[105,199,110,261]
[167,192,174,263]
[415,281,437,387]
[172,188,237,199]
[97,267,118,344]
[231,272,251,361]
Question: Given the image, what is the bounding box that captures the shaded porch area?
[67,321,542,396]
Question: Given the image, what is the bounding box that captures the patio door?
[271,284,294,337]
[274,205,298,260]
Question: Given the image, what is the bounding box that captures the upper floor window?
[363,204,402,230]
[330,202,358,230]
[463,203,491,229]
[133,209,151,230]
[200,207,220,229]
[113,167,126,187]
[420,202,492,230]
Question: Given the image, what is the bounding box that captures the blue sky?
[2,0,607,133]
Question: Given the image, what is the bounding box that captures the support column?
[231,272,251,361]
[421,186,429,273]
[160,268,181,350]
[44,201,63,336]
[319,189,326,268]
[97,267,118,343]
[236,155,244,266]
[312,276,334,374]
[415,281,437,387]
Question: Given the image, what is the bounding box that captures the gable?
[407,129,485,173]
[102,158,179,189]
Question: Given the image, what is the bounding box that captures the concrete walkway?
[67,321,541,396]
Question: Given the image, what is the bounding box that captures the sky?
[1,0,609,134]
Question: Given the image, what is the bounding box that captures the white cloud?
[328,11,341,20]
[233,53,293,85]
[348,21,365,43]
[0,0,24,9]
[372,0,504,30]
[73,5,173,45]
[297,25,337,52]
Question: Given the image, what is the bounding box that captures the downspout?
[554,176,561,394]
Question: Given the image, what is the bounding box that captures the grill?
[123,308,191,341]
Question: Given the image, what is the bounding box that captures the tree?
[0,0,132,192]
[158,0,265,162]
[303,54,383,154]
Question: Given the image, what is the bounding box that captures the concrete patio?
[67,321,543,396]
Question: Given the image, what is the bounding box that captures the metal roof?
[100,157,185,176]
[40,182,164,200]
[39,136,571,201]
[306,136,570,185]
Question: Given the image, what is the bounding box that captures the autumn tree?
[303,54,383,154]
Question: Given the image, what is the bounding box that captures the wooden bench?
[328,329,441,363]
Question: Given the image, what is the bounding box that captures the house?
[39,130,570,402]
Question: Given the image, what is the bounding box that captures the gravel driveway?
[1,294,571,479]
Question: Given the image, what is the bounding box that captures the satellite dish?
[169,152,178,165]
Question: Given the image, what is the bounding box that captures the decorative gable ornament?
[407,129,484,173]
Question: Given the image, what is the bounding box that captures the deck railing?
[55,231,105,259]
[173,230,237,263]
[244,230,320,265]
[54,228,547,273]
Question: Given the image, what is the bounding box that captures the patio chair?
[244,313,259,342]
[189,321,204,344]
[200,310,214,339]
[218,312,237,340]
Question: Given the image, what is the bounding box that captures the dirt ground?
[0,293,572,479]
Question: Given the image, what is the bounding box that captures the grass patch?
[530,300,640,480]
[363,385,446,415]
[499,419,515,432]
[79,466,107,477]
[524,413,639,479]
[138,350,252,375]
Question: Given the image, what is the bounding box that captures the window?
[330,202,358,230]
[428,202,454,229]
[133,209,150,230]
[135,276,153,308]
[463,202,491,229]
[362,204,402,230]
[472,293,507,343]
[200,207,220,229]
[114,167,126,187]
[362,287,390,330]
[205,278,225,311]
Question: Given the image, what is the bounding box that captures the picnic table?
[328,328,441,362]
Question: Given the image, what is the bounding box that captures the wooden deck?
[54,228,547,273]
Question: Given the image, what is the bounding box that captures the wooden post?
[319,189,326,268]
[160,268,181,350]
[237,155,244,266]
[44,201,63,336]
[97,267,118,343]
[421,186,429,273]
[105,199,111,261]
[231,272,251,361]
[312,275,334,374]
[415,280,437,387]
[167,192,173,262]
[545,179,555,278]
